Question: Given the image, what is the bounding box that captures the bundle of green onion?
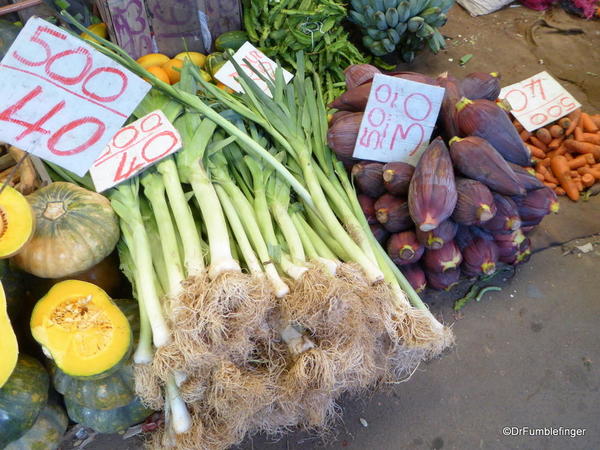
[62,13,453,449]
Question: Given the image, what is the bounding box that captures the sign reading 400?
[0,17,150,176]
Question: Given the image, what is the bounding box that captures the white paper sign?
[214,42,293,97]
[90,110,182,192]
[500,71,580,132]
[353,74,445,166]
[0,17,150,176]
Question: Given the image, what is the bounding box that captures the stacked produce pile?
[32,18,454,449]
[0,177,156,444]
[242,0,369,103]
[328,67,560,292]
[515,110,600,201]
[348,0,454,62]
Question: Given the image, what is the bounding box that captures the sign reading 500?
[0,17,150,176]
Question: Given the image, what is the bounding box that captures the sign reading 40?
[0,17,150,176]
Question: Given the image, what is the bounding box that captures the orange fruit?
[136,53,170,69]
[146,66,171,84]
[161,59,184,84]
[174,51,206,68]
[216,82,234,94]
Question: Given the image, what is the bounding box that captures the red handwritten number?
[560,96,576,112]
[390,123,425,154]
[367,108,386,128]
[12,26,66,67]
[82,67,128,103]
[140,113,163,132]
[112,125,139,149]
[375,84,391,104]
[142,131,178,163]
[48,118,106,156]
[114,153,145,182]
[45,48,93,85]
[523,78,546,100]
[504,89,528,113]
[530,113,547,126]
[0,86,65,140]
[404,93,432,121]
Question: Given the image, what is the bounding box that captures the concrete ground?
[67,4,600,450]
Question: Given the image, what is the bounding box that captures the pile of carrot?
[513,110,600,202]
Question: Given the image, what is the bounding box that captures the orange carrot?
[575,179,584,192]
[568,154,595,169]
[547,149,559,158]
[564,140,600,161]
[565,116,579,136]
[535,172,545,182]
[549,125,564,138]
[574,127,584,142]
[529,136,548,152]
[554,187,566,196]
[577,167,588,176]
[540,157,551,167]
[513,120,524,132]
[591,115,600,128]
[579,167,600,180]
[570,170,579,178]
[559,117,572,129]
[582,173,595,187]
[536,128,552,145]
[527,144,546,159]
[580,113,599,133]
[520,130,531,142]
[551,155,579,201]
[582,133,600,145]
[543,181,557,189]
[593,163,600,170]
[548,137,563,150]
[569,109,582,122]
[565,153,574,161]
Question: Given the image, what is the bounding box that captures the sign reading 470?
[0,17,150,176]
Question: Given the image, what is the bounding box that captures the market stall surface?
[72,4,600,450]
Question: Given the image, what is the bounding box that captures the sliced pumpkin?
[0,185,34,258]
[30,280,132,378]
[0,281,18,387]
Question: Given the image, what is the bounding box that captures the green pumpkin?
[0,355,49,447]
[206,52,227,77]
[114,298,141,339]
[0,260,25,321]
[13,182,120,279]
[5,401,68,450]
[50,361,135,410]
[64,395,152,433]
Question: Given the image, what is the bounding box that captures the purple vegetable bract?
[408,138,457,232]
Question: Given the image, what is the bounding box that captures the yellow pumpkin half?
[30,280,131,378]
[0,185,34,258]
[0,281,18,387]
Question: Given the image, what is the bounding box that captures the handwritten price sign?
[500,71,580,132]
[90,110,182,192]
[353,74,445,165]
[214,42,293,97]
[0,18,150,176]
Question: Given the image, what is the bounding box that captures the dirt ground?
[61,4,600,450]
